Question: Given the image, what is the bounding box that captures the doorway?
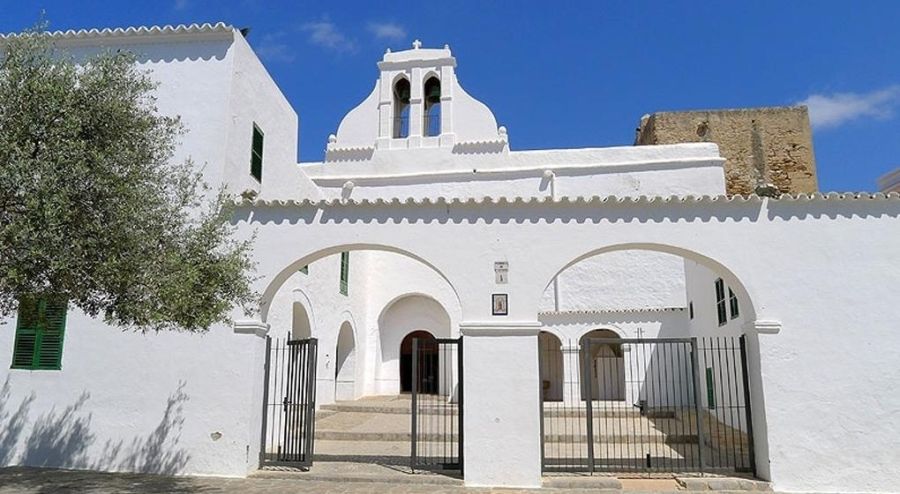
[400,330,437,393]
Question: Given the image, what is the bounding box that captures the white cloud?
[798,85,900,130]
[367,21,406,41]
[300,18,356,53]
[173,0,189,11]
[254,32,295,63]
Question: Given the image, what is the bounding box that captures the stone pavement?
[0,467,772,494]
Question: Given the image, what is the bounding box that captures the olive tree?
[0,26,256,332]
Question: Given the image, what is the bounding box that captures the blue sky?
[3,1,899,192]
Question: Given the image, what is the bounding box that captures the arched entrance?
[335,321,356,401]
[292,301,312,340]
[580,329,625,401]
[538,331,564,402]
[399,330,437,393]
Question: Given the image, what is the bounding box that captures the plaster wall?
[60,36,234,200]
[539,251,687,312]
[0,315,263,477]
[242,195,900,491]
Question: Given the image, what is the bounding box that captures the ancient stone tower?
[635,106,818,195]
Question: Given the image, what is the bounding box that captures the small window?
[689,301,694,320]
[706,367,716,409]
[299,265,308,274]
[423,76,441,137]
[11,296,67,370]
[728,288,739,320]
[393,78,410,138]
[714,278,727,326]
[250,124,264,182]
[339,252,349,296]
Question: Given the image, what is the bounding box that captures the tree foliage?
[0,25,256,332]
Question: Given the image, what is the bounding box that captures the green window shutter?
[251,125,264,182]
[38,298,67,370]
[714,278,727,326]
[728,288,740,319]
[339,252,349,296]
[11,296,67,370]
[11,297,40,369]
[706,367,716,410]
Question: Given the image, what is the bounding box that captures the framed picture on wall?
[492,293,508,316]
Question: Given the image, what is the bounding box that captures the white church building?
[2,23,900,493]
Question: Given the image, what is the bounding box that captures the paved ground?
[0,467,772,494]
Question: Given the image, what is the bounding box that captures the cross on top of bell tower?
[412,39,422,49]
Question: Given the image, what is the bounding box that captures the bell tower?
[328,40,504,155]
[375,40,457,149]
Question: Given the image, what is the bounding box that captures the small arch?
[291,301,312,340]
[423,76,441,137]
[579,329,625,401]
[539,331,564,402]
[393,76,411,138]
[335,320,356,401]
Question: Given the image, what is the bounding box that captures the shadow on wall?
[0,377,191,475]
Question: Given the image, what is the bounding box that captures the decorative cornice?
[539,307,686,316]
[237,192,900,209]
[233,319,269,338]
[0,22,234,42]
[459,321,542,337]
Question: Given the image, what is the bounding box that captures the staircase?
[314,395,418,464]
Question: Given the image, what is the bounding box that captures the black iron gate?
[260,336,318,468]
[411,336,463,472]
[540,335,754,475]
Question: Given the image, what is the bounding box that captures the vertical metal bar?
[726,338,741,471]
[458,336,464,474]
[690,337,706,473]
[258,336,272,467]
[723,338,738,470]
[582,341,595,473]
[739,335,757,476]
[538,335,546,473]
[282,341,294,461]
[411,337,419,470]
[305,339,318,466]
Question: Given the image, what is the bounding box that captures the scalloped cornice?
[0,22,235,42]
[539,308,687,316]
[238,192,900,208]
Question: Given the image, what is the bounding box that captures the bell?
[426,84,441,104]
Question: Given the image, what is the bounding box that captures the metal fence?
[411,336,463,472]
[539,335,754,475]
[260,336,318,468]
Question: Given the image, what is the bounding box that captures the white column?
[561,345,581,404]
[461,322,542,488]
[232,319,271,474]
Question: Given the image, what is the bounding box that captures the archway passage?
[335,321,356,401]
[292,302,312,340]
[539,331,564,402]
[580,329,625,401]
[400,330,438,394]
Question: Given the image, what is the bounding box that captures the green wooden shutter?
[38,298,67,370]
[11,296,67,370]
[11,297,40,369]
[251,125,264,182]
[339,252,349,295]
